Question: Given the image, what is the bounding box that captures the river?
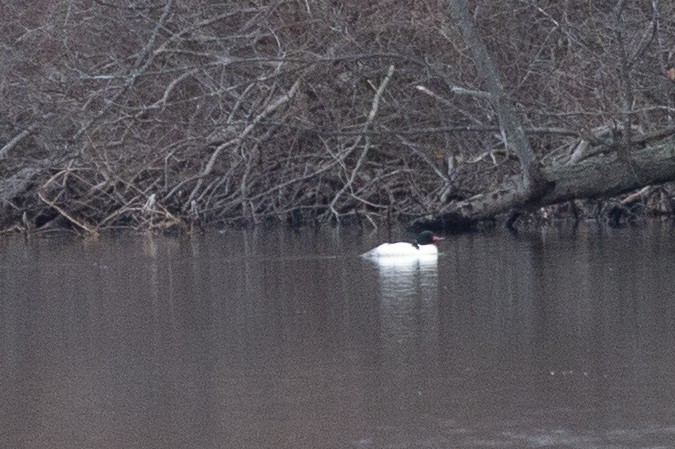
[1,224,674,448]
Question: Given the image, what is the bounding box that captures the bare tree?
[446,0,539,189]
[1,0,674,233]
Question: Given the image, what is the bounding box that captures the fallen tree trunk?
[409,138,675,231]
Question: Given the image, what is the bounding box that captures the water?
[1,224,674,449]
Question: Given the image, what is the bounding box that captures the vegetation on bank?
[1,1,674,236]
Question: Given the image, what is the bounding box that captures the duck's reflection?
[372,254,438,289]
[366,255,440,414]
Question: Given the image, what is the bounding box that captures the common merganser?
[361,231,444,258]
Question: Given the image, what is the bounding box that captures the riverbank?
[1,181,672,237]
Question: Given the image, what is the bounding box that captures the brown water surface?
[1,225,674,448]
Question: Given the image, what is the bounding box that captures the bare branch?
[0,123,38,160]
[329,65,395,216]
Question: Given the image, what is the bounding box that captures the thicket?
[1,0,674,234]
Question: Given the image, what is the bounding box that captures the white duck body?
[361,231,444,259]
[361,241,439,258]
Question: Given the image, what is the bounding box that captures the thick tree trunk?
[410,139,675,231]
[446,0,540,191]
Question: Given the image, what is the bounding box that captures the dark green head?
[415,231,444,245]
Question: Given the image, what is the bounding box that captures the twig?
[0,123,38,160]
[173,78,301,206]
[329,65,395,217]
[74,0,174,140]
[621,186,654,205]
[37,191,98,236]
